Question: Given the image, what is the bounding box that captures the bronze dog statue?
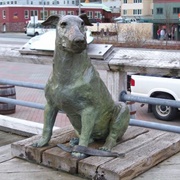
[33,14,130,158]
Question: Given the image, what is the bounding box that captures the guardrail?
[0,78,180,134]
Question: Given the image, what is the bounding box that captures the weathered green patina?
[33,14,130,158]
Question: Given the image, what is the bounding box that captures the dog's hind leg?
[33,103,58,147]
[100,102,130,151]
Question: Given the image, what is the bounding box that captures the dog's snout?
[73,37,86,46]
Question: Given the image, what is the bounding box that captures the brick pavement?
[0,61,179,128]
[0,61,70,128]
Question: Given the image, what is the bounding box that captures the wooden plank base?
[11,126,180,180]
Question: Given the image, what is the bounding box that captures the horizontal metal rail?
[0,79,45,90]
[0,96,45,110]
[0,79,180,134]
[0,96,179,133]
[130,119,180,134]
[120,91,180,108]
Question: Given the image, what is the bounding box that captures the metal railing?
[120,91,180,109]
[0,78,180,134]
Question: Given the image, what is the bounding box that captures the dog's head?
[42,14,93,54]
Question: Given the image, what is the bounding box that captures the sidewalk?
[0,61,70,128]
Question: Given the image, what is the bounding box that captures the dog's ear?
[42,15,60,26]
[79,13,93,26]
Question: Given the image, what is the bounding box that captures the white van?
[26,20,56,36]
[26,20,44,36]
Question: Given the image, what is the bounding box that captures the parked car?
[26,20,56,36]
[26,20,44,36]
[129,74,180,121]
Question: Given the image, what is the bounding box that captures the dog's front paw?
[32,137,49,147]
[99,146,110,152]
[71,151,87,159]
[69,137,79,147]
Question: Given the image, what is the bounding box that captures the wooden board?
[42,146,79,174]
[11,126,75,163]
[11,126,180,180]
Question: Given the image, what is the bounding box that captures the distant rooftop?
[81,3,111,12]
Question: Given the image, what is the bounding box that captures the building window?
[173,7,180,14]
[94,11,101,19]
[67,11,74,15]
[134,0,142,3]
[14,1,17,4]
[50,10,58,15]
[31,1,33,4]
[72,0,74,4]
[24,10,29,19]
[2,10,6,19]
[87,11,93,19]
[123,10,127,15]
[40,10,48,20]
[31,10,38,16]
[11,1,13,4]
[157,8,163,14]
[133,9,142,15]
[59,11,66,16]
[123,0,127,3]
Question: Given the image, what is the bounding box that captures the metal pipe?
[130,119,180,134]
[0,79,45,90]
[120,91,180,108]
[0,96,180,134]
[0,97,45,110]
[0,96,64,113]
[0,79,180,134]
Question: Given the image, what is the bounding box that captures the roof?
[81,3,111,12]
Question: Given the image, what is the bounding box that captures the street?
[0,32,30,46]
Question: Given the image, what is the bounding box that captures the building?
[0,0,104,6]
[102,0,121,13]
[0,3,116,32]
[121,0,153,21]
[153,0,180,40]
[0,0,79,6]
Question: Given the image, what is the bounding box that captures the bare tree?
[122,24,151,47]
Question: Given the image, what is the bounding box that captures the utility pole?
[42,0,45,20]
[78,0,81,15]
